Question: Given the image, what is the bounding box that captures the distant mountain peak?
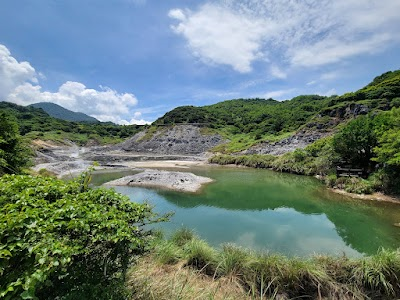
[29,102,99,123]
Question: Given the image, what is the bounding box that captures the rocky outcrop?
[243,103,373,156]
[115,125,226,155]
[322,103,370,118]
[243,130,330,155]
[104,169,213,192]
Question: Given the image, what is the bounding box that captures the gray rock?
[104,169,213,192]
[115,125,226,155]
[243,130,329,155]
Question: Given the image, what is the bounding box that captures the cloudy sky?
[1,0,400,124]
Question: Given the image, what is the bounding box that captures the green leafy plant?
[0,113,31,175]
[0,171,167,299]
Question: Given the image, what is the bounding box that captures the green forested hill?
[30,102,99,123]
[156,70,400,136]
[153,70,400,154]
[321,70,400,114]
[0,102,142,145]
[155,95,330,136]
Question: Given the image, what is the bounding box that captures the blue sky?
[1,0,400,124]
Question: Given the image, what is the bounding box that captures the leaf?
[20,290,35,300]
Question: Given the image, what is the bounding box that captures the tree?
[0,113,31,175]
[333,115,377,171]
[373,108,400,167]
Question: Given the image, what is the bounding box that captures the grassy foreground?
[128,229,400,300]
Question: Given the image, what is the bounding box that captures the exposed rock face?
[243,130,329,155]
[323,103,370,118]
[104,169,213,192]
[244,103,372,156]
[116,125,226,155]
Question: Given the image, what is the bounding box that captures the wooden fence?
[336,166,365,178]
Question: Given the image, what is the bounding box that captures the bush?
[344,177,373,194]
[0,113,31,175]
[0,172,166,300]
[325,174,337,187]
[368,170,390,192]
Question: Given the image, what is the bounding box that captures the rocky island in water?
[104,169,213,193]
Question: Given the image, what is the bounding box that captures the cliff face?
[117,125,226,155]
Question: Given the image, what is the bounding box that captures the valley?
[2,69,400,300]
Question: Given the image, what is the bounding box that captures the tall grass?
[129,231,400,300]
[183,239,217,275]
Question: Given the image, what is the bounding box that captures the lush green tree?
[371,108,400,194]
[0,113,31,175]
[0,172,168,299]
[373,108,400,167]
[333,115,377,170]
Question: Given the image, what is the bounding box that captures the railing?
[336,166,365,178]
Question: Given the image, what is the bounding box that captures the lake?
[93,166,400,257]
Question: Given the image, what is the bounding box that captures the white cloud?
[289,34,391,67]
[129,112,152,125]
[7,81,139,124]
[320,71,340,81]
[169,0,400,71]
[93,113,151,125]
[169,4,270,73]
[306,80,317,86]
[0,45,37,100]
[1,44,145,125]
[168,9,186,22]
[270,65,287,79]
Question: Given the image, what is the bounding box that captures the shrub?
[325,174,337,188]
[344,177,373,194]
[0,113,31,175]
[0,172,166,299]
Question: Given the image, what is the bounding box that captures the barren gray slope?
[116,125,226,155]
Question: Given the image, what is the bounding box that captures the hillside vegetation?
[0,102,143,145]
[154,96,330,144]
[153,70,400,153]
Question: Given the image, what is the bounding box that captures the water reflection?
[99,166,400,257]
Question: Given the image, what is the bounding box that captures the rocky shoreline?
[32,139,400,203]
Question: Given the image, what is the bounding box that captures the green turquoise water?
[94,166,400,257]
